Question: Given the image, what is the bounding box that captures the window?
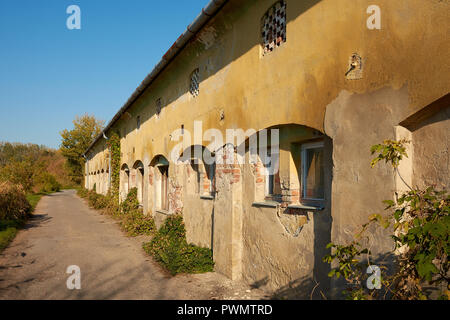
[301,142,324,200]
[156,98,162,117]
[136,116,141,130]
[158,165,169,210]
[189,68,200,97]
[261,1,286,55]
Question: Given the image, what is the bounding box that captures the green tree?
[60,114,104,184]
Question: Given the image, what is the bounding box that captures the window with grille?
[156,98,162,117]
[261,1,286,55]
[189,68,200,97]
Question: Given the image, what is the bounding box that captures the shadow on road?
[23,214,52,230]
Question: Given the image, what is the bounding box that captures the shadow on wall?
[270,251,397,300]
[120,0,322,138]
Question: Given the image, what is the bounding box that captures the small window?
[261,1,286,55]
[136,116,141,130]
[156,98,162,117]
[189,68,200,97]
[301,142,324,200]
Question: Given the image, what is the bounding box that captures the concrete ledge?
[252,201,280,208]
[287,204,324,211]
[155,209,171,215]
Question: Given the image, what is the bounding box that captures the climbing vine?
[106,132,121,199]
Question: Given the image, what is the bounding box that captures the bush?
[119,188,155,236]
[143,215,214,275]
[88,191,109,210]
[121,209,155,236]
[77,187,154,236]
[76,187,89,198]
[0,182,36,253]
[0,181,31,221]
[34,171,61,193]
[120,188,139,214]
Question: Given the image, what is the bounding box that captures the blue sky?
[0,0,210,149]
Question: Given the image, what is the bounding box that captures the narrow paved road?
[0,190,265,300]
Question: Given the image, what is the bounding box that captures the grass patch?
[142,215,214,275]
[26,192,47,211]
[0,219,25,252]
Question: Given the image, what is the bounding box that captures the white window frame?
[301,141,325,201]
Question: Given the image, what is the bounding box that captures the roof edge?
[83,0,229,157]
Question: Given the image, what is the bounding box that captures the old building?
[83,0,450,298]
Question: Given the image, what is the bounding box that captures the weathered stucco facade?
[83,0,450,298]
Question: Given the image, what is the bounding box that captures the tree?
[60,114,104,184]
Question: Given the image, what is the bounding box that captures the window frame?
[301,141,325,201]
[263,150,275,197]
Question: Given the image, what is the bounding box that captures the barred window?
[189,68,200,97]
[156,98,162,117]
[261,1,286,55]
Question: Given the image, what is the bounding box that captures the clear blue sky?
[0,0,210,149]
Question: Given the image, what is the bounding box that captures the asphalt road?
[0,190,265,300]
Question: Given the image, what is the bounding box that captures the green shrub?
[143,215,214,275]
[34,171,61,193]
[119,188,155,236]
[121,209,155,236]
[76,187,89,198]
[78,187,153,236]
[120,188,139,214]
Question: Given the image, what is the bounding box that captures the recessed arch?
[180,144,216,197]
[233,123,331,205]
[149,154,169,167]
[149,155,170,211]
[132,160,145,204]
[120,163,130,201]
